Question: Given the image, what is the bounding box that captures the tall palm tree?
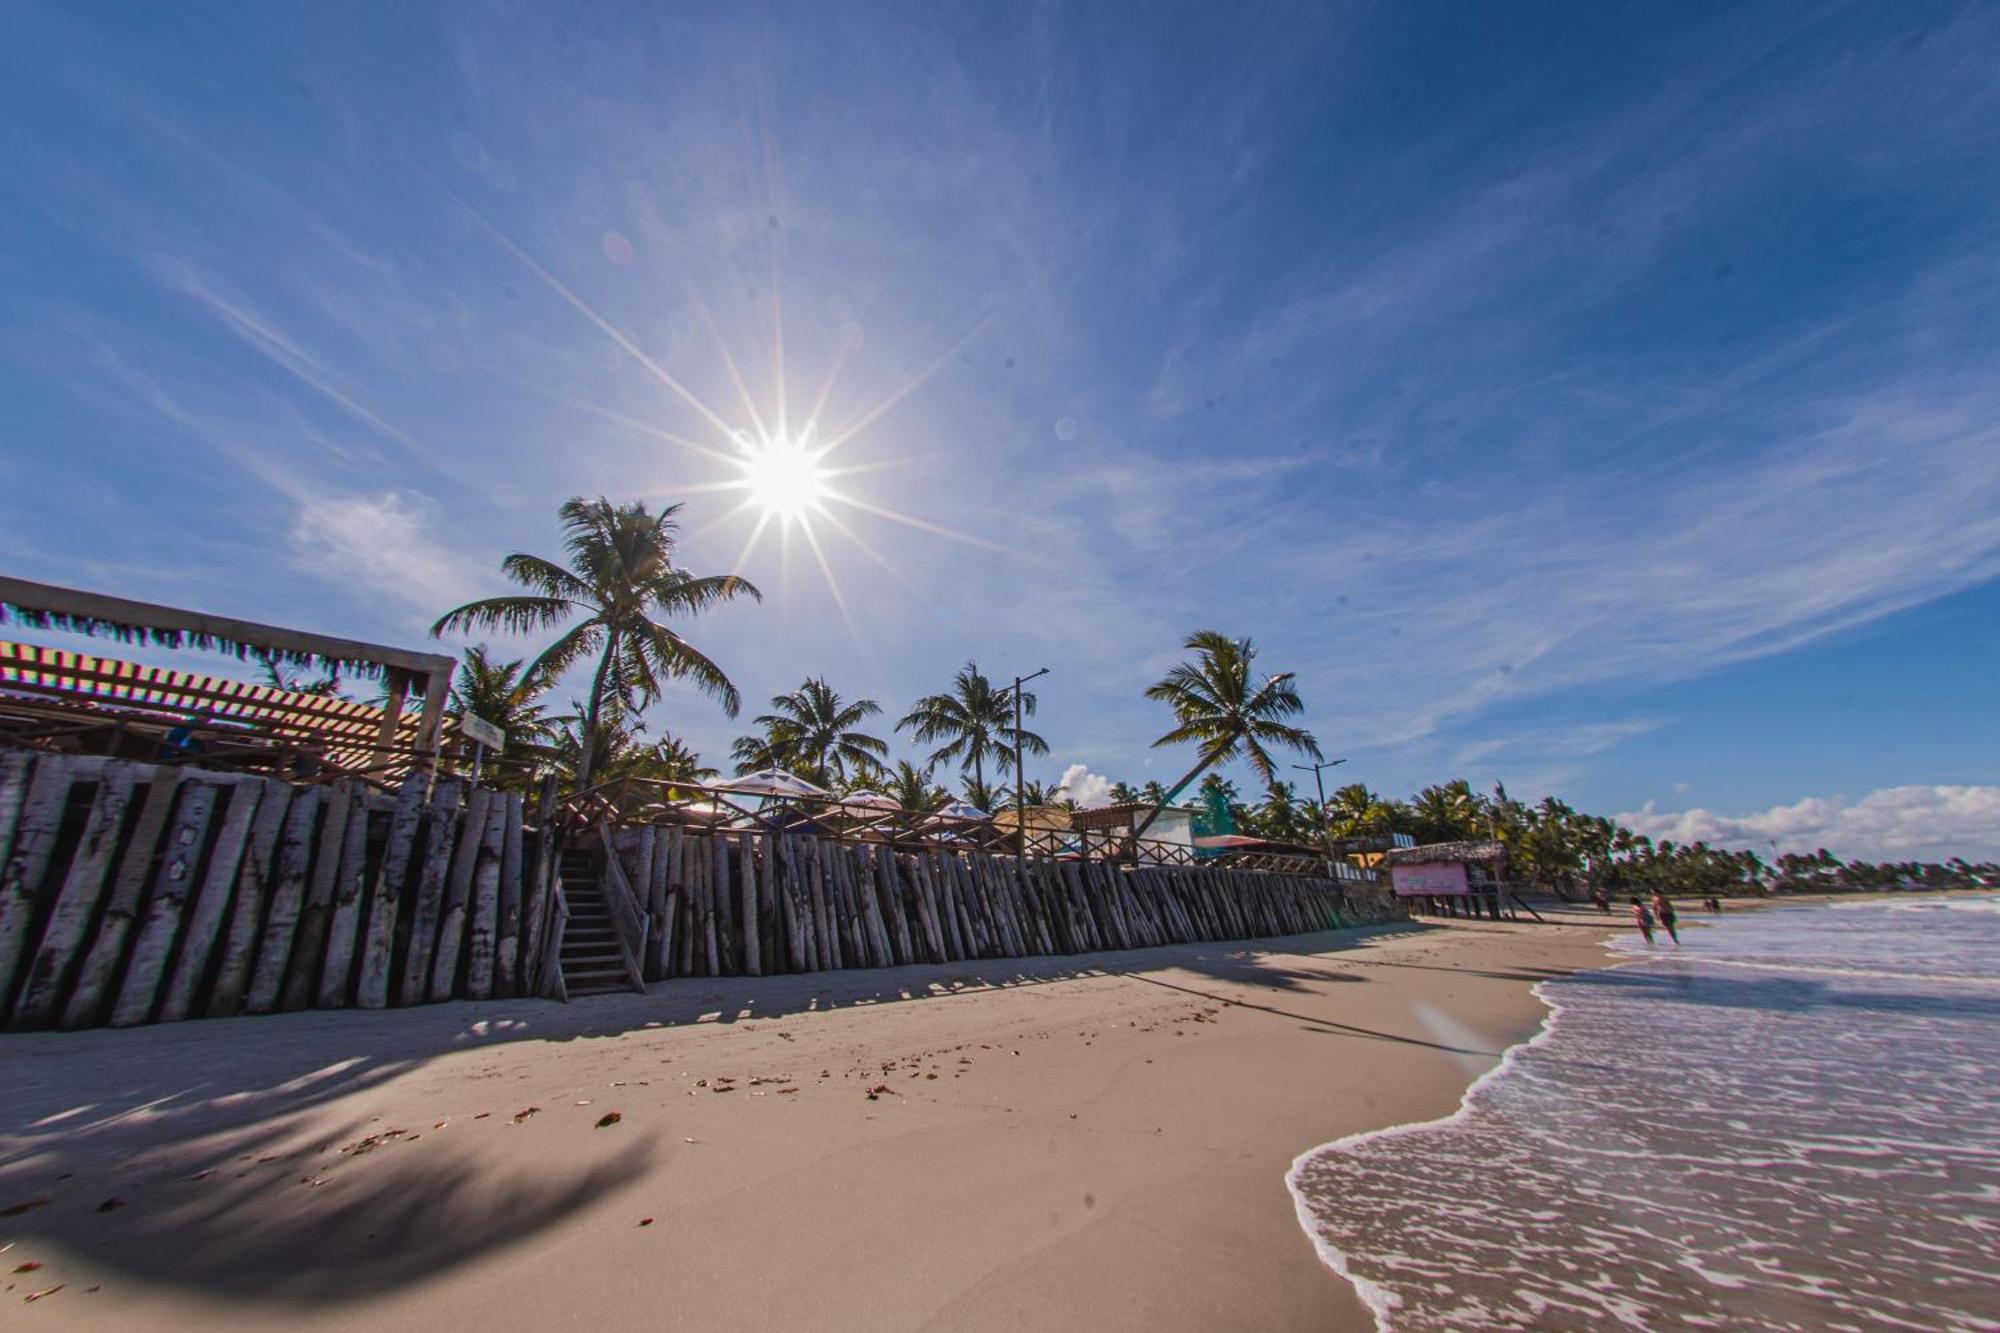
[432,497,760,785]
[1138,630,1319,839]
[896,662,1047,794]
[1108,781,1140,804]
[738,677,888,786]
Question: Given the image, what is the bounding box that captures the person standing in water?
[1651,890,1681,945]
[1630,897,1655,946]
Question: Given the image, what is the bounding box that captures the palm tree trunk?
[577,628,619,789]
[1131,743,1225,843]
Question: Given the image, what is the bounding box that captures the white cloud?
[1058,762,1115,809]
[292,490,480,614]
[1616,786,2000,862]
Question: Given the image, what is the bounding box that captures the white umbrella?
[715,768,828,799]
[836,790,902,812]
[930,799,991,822]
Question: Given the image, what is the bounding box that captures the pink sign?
[1391,861,1470,896]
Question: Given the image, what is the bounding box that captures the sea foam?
[1286,897,2000,1331]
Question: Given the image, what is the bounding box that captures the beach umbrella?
[714,768,828,799]
[837,790,902,812]
[930,799,991,822]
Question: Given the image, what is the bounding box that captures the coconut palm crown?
[431,497,760,784]
[734,677,888,786]
[896,661,1047,793]
[1145,630,1320,783]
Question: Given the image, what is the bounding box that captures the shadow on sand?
[0,920,1451,1305]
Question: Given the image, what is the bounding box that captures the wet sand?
[2,913,1618,1330]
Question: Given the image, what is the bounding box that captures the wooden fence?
[0,750,554,1031]
[599,821,1406,982]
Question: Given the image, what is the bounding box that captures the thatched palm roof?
[1386,839,1509,866]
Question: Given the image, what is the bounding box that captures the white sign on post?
[460,714,506,752]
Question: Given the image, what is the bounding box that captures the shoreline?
[4,913,1624,1329]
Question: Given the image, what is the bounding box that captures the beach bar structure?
[0,576,456,785]
[1386,839,1512,919]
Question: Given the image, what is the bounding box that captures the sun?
[731,425,830,523]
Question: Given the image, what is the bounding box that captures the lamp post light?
[1292,757,1348,872]
[999,667,1050,861]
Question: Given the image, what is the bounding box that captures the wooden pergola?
[0,576,456,779]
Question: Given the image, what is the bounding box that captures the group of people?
[1631,891,1680,946]
[1589,888,1723,945]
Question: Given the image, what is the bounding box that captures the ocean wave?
[1286,901,2000,1331]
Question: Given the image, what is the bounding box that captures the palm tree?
[896,662,1047,794]
[432,496,760,785]
[1140,780,1170,807]
[648,734,717,786]
[738,677,888,786]
[884,759,945,813]
[1409,780,1484,843]
[1108,781,1140,804]
[257,655,341,697]
[1137,630,1319,838]
[447,645,557,786]
[959,773,1002,813]
[1007,775,1071,808]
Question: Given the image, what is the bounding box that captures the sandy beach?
[3,913,1623,1330]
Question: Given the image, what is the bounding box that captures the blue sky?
[3,2,1997,859]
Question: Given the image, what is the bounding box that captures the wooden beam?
[0,575,457,682]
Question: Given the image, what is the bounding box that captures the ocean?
[1287,896,2000,1331]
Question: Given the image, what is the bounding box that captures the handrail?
[594,822,649,989]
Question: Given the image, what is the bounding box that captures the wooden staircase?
[556,848,645,997]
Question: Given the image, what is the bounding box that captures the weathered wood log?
[637,825,663,979]
[313,783,373,1009]
[428,785,492,1002]
[518,777,557,989]
[8,766,139,1029]
[464,795,507,999]
[495,793,526,995]
[805,837,830,970]
[737,832,761,977]
[757,831,777,975]
[205,779,295,1018]
[62,769,188,1028]
[356,775,427,1009]
[712,831,735,974]
[701,833,722,976]
[0,755,83,1004]
[156,777,264,1022]
[110,781,220,1026]
[877,848,912,965]
[244,787,322,1015]
[396,780,462,1005]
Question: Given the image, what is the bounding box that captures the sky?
[2,2,1997,861]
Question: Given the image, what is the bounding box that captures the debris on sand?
[95,1198,125,1213]
[512,1106,541,1124]
[24,1283,65,1302]
[0,1197,50,1218]
[595,1112,623,1128]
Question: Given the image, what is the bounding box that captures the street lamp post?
[1292,757,1348,872]
[999,667,1050,861]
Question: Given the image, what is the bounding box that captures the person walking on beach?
[1651,891,1681,945]
[1630,897,1655,946]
